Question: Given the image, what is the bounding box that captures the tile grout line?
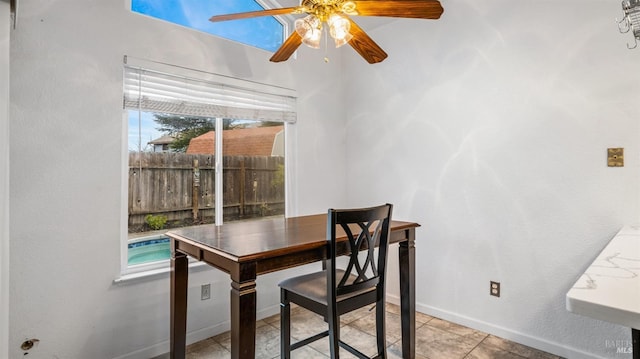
[463,335,531,359]
[461,334,489,359]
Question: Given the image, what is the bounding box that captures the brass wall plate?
[608,148,624,167]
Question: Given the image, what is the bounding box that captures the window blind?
[123,65,297,123]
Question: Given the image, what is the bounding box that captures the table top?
[566,225,640,329]
[166,214,420,263]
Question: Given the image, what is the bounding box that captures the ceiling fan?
[209,0,444,64]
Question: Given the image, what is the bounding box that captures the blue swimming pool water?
[128,237,170,265]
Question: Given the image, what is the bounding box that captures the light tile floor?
[159,303,563,359]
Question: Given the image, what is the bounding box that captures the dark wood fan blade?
[270,32,303,62]
[351,0,443,19]
[347,20,388,64]
[210,7,299,22]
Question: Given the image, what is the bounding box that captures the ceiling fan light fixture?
[295,15,322,49]
[328,13,352,48]
[332,35,352,48]
[340,1,357,15]
[209,0,443,64]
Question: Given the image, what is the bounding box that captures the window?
[122,57,296,273]
[130,0,285,52]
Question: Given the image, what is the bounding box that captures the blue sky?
[131,0,284,52]
[128,111,161,152]
[128,0,286,151]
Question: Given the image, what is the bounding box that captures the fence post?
[239,158,245,216]
[192,159,199,220]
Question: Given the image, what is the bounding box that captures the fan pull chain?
[323,26,330,63]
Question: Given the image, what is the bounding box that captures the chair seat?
[279,270,375,305]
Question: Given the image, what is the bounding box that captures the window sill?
[113,261,210,285]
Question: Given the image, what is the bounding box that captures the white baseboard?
[386,294,605,359]
[113,304,281,359]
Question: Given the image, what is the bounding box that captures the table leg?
[170,250,189,359]
[399,229,416,359]
[633,328,639,359]
[230,277,257,359]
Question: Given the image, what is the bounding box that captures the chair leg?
[375,300,387,358]
[280,290,291,359]
[327,304,340,359]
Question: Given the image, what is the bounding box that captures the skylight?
[131,0,285,52]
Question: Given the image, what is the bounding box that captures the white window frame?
[119,56,297,277]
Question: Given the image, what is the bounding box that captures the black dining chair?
[279,203,393,359]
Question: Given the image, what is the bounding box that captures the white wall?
[0,1,10,358]
[9,0,347,358]
[344,1,640,358]
[11,0,640,358]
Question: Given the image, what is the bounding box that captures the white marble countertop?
[566,225,640,329]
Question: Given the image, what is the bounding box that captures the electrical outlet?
[490,281,500,297]
[201,284,211,300]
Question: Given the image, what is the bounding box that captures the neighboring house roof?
[148,135,176,145]
[186,126,284,156]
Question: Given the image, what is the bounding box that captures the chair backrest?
[326,204,393,299]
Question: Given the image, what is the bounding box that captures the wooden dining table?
[167,213,420,359]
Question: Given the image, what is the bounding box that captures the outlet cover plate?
[201,284,211,300]
[490,281,500,297]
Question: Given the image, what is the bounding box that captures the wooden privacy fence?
[128,152,284,229]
